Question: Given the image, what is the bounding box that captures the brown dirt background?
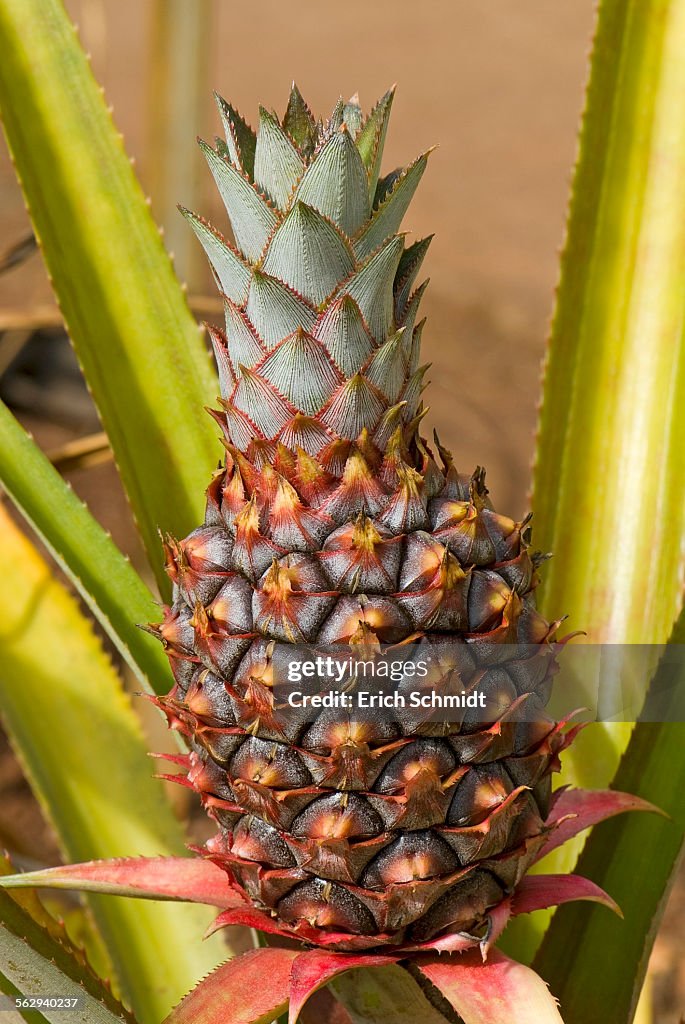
[0,1,683,1020]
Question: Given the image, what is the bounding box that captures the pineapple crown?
[183,84,433,458]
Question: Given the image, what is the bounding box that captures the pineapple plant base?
[0,85,657,1024]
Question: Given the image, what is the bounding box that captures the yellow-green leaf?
[0,0,220,595]
[0,505,225,1024]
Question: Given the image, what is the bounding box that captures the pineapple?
[154,85,570,950]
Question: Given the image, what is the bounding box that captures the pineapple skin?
[155,87,568,949]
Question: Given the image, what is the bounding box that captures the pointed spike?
[313,294,375,377]
[260,329,342,415]
[354,151,430,259]
[214,93,257,177]
[337,235,404,343]
[295,129,371,236]
[320,373,386,439]
[283,83,318,155]
[223,298,266,371]
[262,202,354,305]
[356,86,396,200]
[364,328,408,403]
[179,207,251,304]
[199,139,277,261]
[246,270,316,350]
[254,106,305,209]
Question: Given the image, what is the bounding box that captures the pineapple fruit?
[155,85,570,950]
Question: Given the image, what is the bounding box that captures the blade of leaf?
[532,606,685,1024]
[0,857,239,909]
[506,0,685,964]
[0,505,226,1024]
[0,402,169,695]
[162,947,299,1024]
[415,951,563,1024]
[0,0,220,595]
[330,965,451,1024]
[0,873,136,1024]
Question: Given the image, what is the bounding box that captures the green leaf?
[507,0,685,967]
[532,608,685,1024]
[0,403,170,696]
[533,0,685,646]
[0,506,225,1024]
[0,858,135,1024]
[356,88,395,201]
[331,965,451,1024]
[0,0,220,595]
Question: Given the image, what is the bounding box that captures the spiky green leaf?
[214,93,256,176]
[0,0,220,594]
[200,140,278,261]
[356,88,395,200]
[0,403,169,696]
[0,507,225,1023]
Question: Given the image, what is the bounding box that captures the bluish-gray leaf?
[320,373,385,438]
[224,299,266,371]
[180,207,251,304]
[199,140,277,261]
[296,128,370,237]
[337,235,403,343]
[365,328,408,403]
[232,368,293,437]
[343,93,363,138]
[313,294,375,377]
[253,106,304,210]
[260,329,342,415]
[354,152,430,259]
[262,202,354,305]
[245,271,316,350]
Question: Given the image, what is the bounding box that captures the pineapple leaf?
[0,506,226,1023]
[356,87,396,200]
[162,948,299,1024]
[0,0,221,596]
[337,236,404,343]
[199,140,278,261]
[253,107,305,210]
[330,965,452,1024]
[282,83,317,156]
[532,605,685,1024]
[505,0,685,971]
[394,236,433,319]
[0,402,170,696]
[415,951,564,1024]
[179,207,251,304]
[214,93,257,177]
[245,271,316,350]
[0,857,135,1024]
[0,857,239,909]
[295,128,371,237]
[353,152,431,260]
[261,202,354,306]
[313,295,375,377]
